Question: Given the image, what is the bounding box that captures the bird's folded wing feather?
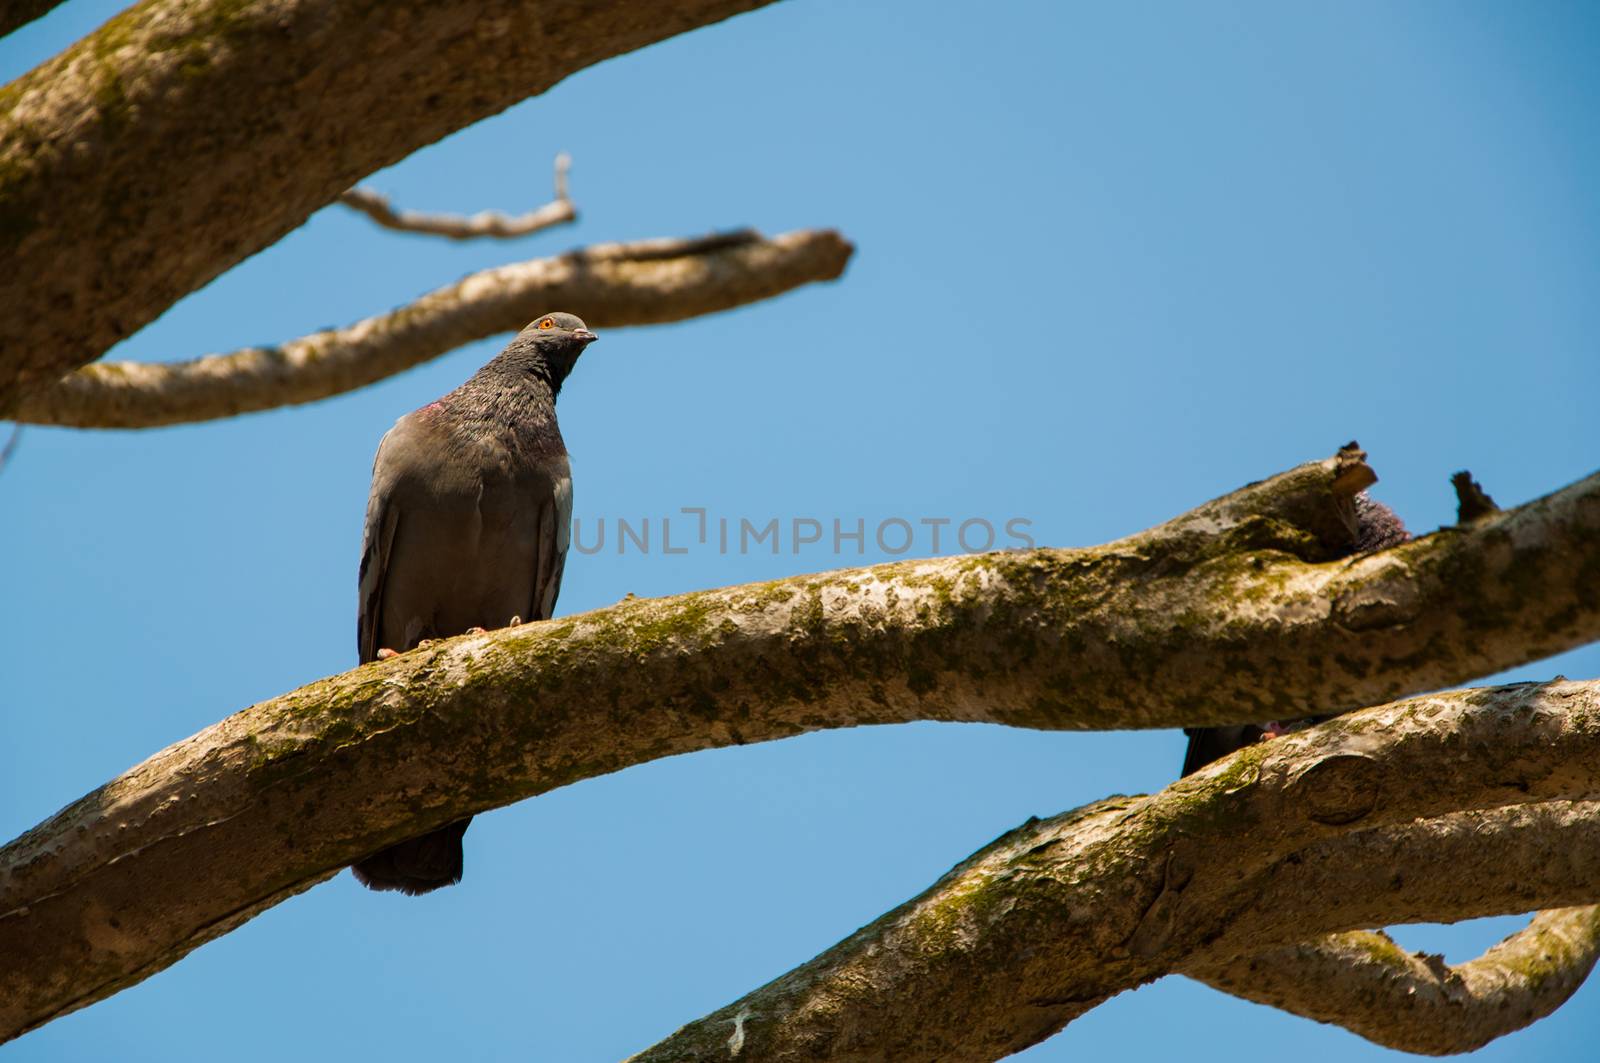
[357,425,406,665]
[531,473,571,623]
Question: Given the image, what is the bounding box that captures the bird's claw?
[376,647,400,660]
[1257,720,1292,741]
[465,626,487,635]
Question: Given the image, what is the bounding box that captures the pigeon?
[1179,492,1409,777]
[351,312,596,895]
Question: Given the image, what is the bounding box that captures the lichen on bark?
[2,453,1598,1046]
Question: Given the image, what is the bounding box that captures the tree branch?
[338,152,576,240]
[629,688,1600,1062]
[0,454,1596,1040]
[9,228,853,428]
[0,0,783,409]
[1452,469,1500,522]
[1189,907,1600,1056]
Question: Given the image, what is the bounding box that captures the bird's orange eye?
[539,317,555,330]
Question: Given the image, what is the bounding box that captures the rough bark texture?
[630,685,1600,1062]
[1,453,1597,1042]
[8,228,853,428]
[1189,907,1600,1055]
[0,0,780,410]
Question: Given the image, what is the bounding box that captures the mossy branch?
[631,684,1600,1061]
[1,453,1596,1042]
[0,0,783,409]
[8,228,853,428]
[1188,907,1600,1055]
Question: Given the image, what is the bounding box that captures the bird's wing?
[530,471,572,622]
[357,416,438,663]
[356,430,403,665]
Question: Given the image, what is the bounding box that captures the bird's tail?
[351,818,472,896]
[1181,725,1259,777]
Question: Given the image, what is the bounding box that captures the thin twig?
[339,153,577,240]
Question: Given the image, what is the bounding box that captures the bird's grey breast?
[361,405,559,651]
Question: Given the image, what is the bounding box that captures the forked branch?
[1,453,1596,1043]
[630,685,1600,1061]
[0,0,784,408]
[1189,907,1600,1055]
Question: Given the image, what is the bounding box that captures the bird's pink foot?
[465,626,487,635]
[376,648,399,660]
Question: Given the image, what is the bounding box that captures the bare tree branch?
[1,454,1595,1041]
[0,0,783,410]
[1189,907,1600,1056]
[1453,469,1500,522]
[8,228,853,429]
[629,688,1600,1062]
[339,153,577,240]
[1192,798,1600,957]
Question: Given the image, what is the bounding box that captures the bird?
[351,312,597,895]
[1179,492,1410,777]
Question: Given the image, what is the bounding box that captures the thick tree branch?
[0,455,1596,1041]
[9,228,852,428]
[630,688,1600,1062]
[1189,907,1600,1055]
[0,0,782,409]
[1195,798,1600,956]
[339,153,576,240]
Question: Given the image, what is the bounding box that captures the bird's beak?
[572,328,598,344]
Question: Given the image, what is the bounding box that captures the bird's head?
[503,312,598,389]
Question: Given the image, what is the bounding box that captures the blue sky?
[3,1,1597,1059]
